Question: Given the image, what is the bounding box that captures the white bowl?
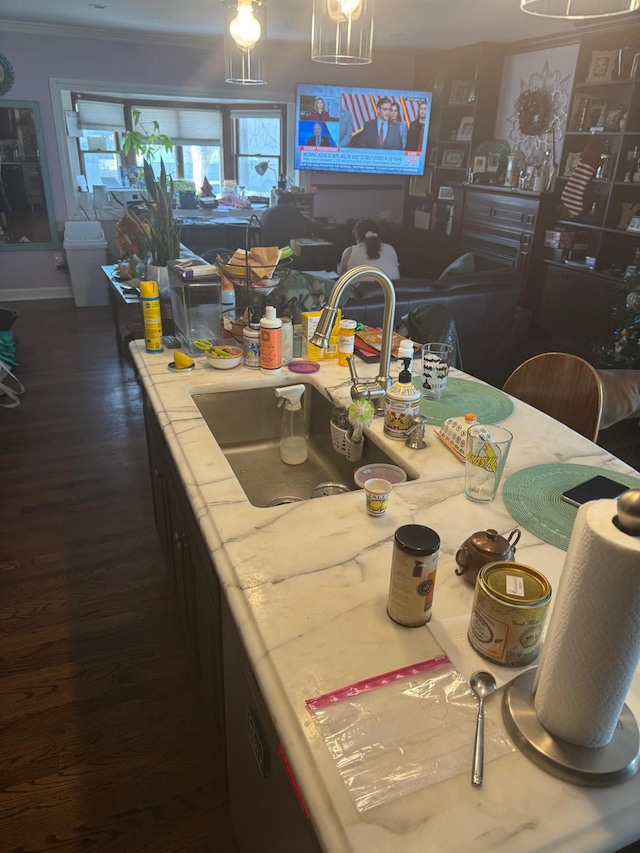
[354,463,407,489]
[205,346,243,369]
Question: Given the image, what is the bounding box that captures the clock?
[0,53,15,97]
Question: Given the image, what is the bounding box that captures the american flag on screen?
[342,93,421,133]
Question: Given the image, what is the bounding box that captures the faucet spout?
[310,266,396,408]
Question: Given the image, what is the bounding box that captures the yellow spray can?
[140,279,164,353]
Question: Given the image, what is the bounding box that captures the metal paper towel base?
[502,668,640,787]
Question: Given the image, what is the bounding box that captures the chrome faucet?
[310,265,396,411]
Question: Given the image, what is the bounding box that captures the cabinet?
[410,42,505,229]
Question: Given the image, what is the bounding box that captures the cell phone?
[560,475,629,508]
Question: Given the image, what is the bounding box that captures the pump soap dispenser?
[275,384,307,465]
[383,358,421,440]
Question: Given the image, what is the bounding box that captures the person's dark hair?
[276,191,295,205]
[376,96,392,110]
[354,218,381,259]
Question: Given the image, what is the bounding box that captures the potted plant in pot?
[118,111,181,291]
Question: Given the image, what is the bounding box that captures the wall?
[0,28,415,299]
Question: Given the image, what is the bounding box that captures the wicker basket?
[330,422,364,462]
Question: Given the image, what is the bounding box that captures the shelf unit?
[551,30,640,276]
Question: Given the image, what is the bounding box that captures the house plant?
[118,112,181,282]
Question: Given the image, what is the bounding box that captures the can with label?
[387,525,440,627]
[243,321,260,369]
[468,561,551,667]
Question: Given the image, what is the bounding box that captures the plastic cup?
[364,478,392,516]
[422,342,454,399]
[464,424,513,503]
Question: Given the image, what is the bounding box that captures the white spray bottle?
[275,384,307,465]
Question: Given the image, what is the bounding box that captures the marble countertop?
[132,342,640,853]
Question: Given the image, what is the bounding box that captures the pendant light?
[520,0,638,18]
[311,0,375,65]
[223,0,267,85]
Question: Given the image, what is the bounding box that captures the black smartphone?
[560,475,629,508]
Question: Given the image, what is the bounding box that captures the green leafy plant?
[118,111,181,266]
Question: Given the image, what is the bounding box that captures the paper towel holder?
[502,668,640,786]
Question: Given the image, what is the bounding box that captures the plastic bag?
[306,655,512,812]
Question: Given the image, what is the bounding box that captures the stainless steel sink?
[192,383,409,507]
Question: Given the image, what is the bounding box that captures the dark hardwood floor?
[0,299,238,853]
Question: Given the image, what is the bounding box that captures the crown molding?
[0,18,223,48]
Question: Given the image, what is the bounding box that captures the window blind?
[133,106,222,144]
[77,100,126,131]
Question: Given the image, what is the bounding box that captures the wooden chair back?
[502,352,604,441]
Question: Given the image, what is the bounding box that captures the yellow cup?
[364,478,392,516]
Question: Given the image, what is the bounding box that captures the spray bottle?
[140,279,164,353]
[275,384,307,465]
[384,358,421,440]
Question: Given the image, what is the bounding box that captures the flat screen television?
[294,83,432,177]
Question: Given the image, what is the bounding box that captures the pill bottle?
[338,319,357,367]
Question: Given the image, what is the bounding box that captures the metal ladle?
[470,670,497,787]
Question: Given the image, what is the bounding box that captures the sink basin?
[192,382,411,507]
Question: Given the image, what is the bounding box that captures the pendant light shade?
[223,0,267,85]
[311,0,374,65]
[520,0,638,18]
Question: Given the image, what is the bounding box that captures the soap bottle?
[275,384,307,465]
[260,306,282,375]
[384,358,421,440]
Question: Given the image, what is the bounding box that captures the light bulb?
[338,0,361,13]
[229,0,261,49]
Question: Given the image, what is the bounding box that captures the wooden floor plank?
[0,299,237,853]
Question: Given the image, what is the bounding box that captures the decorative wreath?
[515,88,552,136]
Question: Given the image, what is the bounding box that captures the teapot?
[455,527,521,586]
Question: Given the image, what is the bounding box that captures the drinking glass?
[421,342,453,399]
[464,424,513,503]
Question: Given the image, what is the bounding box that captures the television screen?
[294,83,432,177]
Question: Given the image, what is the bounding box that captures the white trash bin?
[63,221,109,307]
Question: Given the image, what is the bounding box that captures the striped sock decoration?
[560,161,597,217]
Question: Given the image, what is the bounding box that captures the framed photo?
[564,152,582,177]
[627,215,640,234]
[486,153,501,173]
[409,173,431,197]
[442,149,464,168]
[449,80,470,105]
[438,186,455,201]
[473,155,487,173]
[631,52,640,80]
[456,116,474,142]
[585,49,618,84]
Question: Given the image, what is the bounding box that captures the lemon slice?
[193,339,213,351]
[174,351,195,369]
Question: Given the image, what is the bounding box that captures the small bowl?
[354,463,407,489]
[205,345,243,369]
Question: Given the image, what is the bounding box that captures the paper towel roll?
[534,498,640,748]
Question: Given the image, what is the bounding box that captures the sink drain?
[311,483,350,498]
[267,496,303,506]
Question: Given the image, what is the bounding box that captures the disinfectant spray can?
[140,279,164,353]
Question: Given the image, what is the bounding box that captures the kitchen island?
[132,341,640,853]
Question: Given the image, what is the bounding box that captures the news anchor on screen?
[306,123,331,147]
[357,97,404,150]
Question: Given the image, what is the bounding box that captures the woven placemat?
[502,463,640,551]
[413,376,514,425]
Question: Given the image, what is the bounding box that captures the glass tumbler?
[421,342,453,399]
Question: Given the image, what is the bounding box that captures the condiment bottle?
[387,525,440,627]
[383,358,421,440]
[260,306,282,375]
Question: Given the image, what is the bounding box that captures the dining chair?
[502,352,604,441]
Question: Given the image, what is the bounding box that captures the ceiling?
[0,0,585,54]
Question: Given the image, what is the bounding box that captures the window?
[234,111,282,195]
[75,99,126,191]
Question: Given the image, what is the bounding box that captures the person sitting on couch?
[339,218,400,279]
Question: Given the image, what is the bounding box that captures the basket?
[330,422,364,462]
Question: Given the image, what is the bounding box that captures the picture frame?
[456,116,474,142]
[442,149,464,168]
[626,215,640,234]
[409,173,431,197]
[472,155,487,174]
[585,50,618,84]
[486,153,501,173]
[438,186,455,201]
[428,145,438,166]
[449,80,470,105]
[564,152,582,177]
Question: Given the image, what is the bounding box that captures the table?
[102,265,174,357]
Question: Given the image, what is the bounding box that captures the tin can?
[468,561,551,667]
[387,525,440,627]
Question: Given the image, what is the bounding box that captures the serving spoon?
[470,670,497,787]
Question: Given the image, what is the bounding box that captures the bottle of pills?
[338,319,357,367]
[387,525,440,627]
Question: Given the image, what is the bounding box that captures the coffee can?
[387,524,440,627]
[468,561,551,667]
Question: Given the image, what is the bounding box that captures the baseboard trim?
[0,287,74,302]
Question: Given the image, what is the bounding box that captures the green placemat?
[413,376,514,425]
[502,463,640,551]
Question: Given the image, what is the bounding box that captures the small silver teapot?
[455,527,521,586]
